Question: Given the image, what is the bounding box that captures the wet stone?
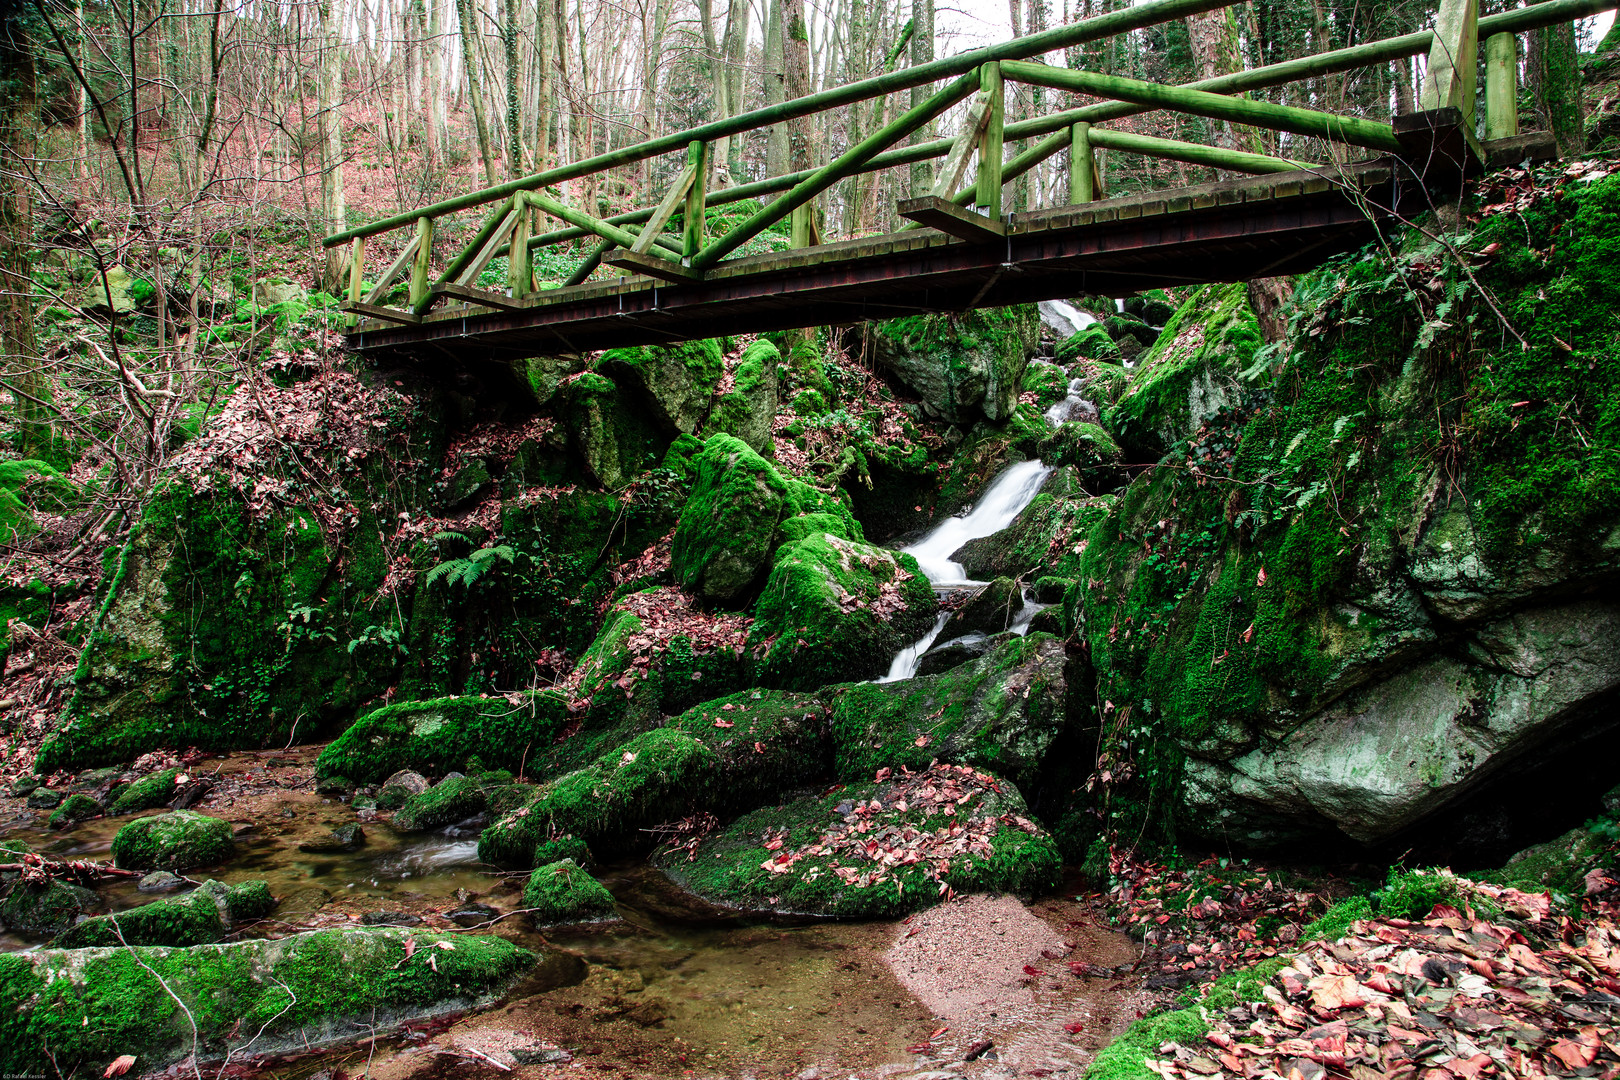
[447,902,500,927]
[377,770,428,810]
[26,787,63,809]
[314,775,352,795]
[138,871,185,893]
[297,822,365,854]
[8,776,41,797]
[360,910,421,926]
[512,1048,573,1065]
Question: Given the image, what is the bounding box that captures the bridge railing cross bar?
[331,0,1612,330]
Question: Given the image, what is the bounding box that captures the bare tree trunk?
[317,0,348,293]
[764,0,787,175]
[456,0,499,184]
[1528,24,1586,158]
[907,0,933,196]
[0,8,50,455]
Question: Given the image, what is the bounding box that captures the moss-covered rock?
[1105,282,1263,461]
[939,577,1024,638]
[0,928,535,1074]
[1038,422,1125,490]
[601,338,725,436]
[869,306,1039,425]
[827,633,1074,793]
[0,879,97,937]
[521,858,617,924]
[55,879,275,949]
[393,774,488,832]
[658,764,1060,918]
[109,768,183,814]
[478,688,830,866]
[48,792,102,829]
[315,691,569,785]
[110,811,234,871]
[749,532,937,689]
[565,371,669,490]
[700,339,780,455]
[953,472,1115,583]
[1057,324,1123,365]
[671,434,791,602]
[1076,174,1620,849]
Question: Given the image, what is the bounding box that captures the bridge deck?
[346,159,1403,361]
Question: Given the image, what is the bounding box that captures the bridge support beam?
[976,63,1006,220]
[1069,122,1096,203]
[509,194,531,298]
[684,142,708,259]
[1420,0,1480,128]
[409,216,434,309]
[1484,32,1520,140]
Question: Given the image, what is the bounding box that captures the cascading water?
[876,375,1094,682]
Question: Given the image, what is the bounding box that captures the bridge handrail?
[332,0,1615,329]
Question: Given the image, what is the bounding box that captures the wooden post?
[1484,32,1519,139]
[790,204,815,247]
[508,193,531,296]
[976,63,1005,220]
[347,237,366,302]
[684,141,707,261]
[409,216,434,309]
[1069,121,1096,204]
[1419,0,1480,126]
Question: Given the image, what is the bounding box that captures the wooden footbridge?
[327,0,1609,361]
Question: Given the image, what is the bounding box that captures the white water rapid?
[875,373,1094,682]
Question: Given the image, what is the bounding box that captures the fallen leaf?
[104,1056,137,1078]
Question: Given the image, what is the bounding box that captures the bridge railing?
[325,0,1612,328]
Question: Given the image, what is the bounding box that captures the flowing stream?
[877,370,1093,682]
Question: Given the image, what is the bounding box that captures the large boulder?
[0,929,535,1075]
[657,763,1060,918]
[671,435,791,602]
[826,633,1074,794]
[315,691,569,785]
[0,879,98,937]
[1072,175,1620,849]
[749,532,937,689]
[600,338,724,436]
[110,811,234,871]
[869,305,1039,425]
[1182,599,1620,845]
[1104,282,1263,460]
[565,372,669,489]
[699,339,780,455]
[671,434,862,604]
[478,688,830,866]
[55,879,275,949]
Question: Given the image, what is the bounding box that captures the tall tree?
[317,0,348,292]
[0,0,49,455]
[1528,24,1585,157]
[907,0,933,196]
[456,0,499,184]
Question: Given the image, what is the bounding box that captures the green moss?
[1057,324,1122,365]
[393,774,487,831]
[0,928,534,1075]
[480,688,829,866]
[700,340,780,454]
[109,768,182,814]
[521,859,617,923]
[315,691,569,785]
[109,811,234,871]
[869,306,1039,424]
[55,879,276,949]
[659,770,1060,918]
[48,792,102,828]
[1371,868,1469,921]
[1022,361,1072,412]
[530,834,592,867]
[671,433,790,602]
[827,634,1071,792]
[750,532,936,689]
[600,338,725,436]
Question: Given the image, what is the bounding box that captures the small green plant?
[1372,867,1465,921]
[426,531,520,590]
[348,623,407,655]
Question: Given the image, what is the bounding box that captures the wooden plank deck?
[343,158,1403,361]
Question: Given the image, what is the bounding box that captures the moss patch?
[521,858,617,924]
[109,811,234,871]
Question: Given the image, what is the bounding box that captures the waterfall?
[898,459,1054,589]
